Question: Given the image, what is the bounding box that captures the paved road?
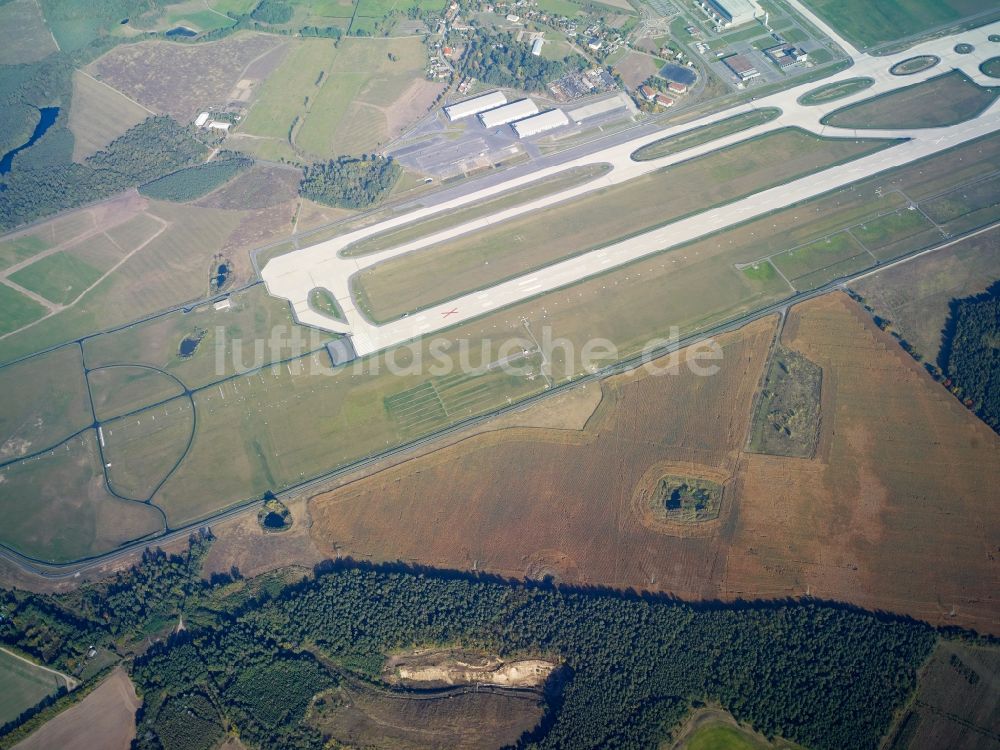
[262,21,1000,356]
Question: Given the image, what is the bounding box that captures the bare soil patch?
[381,78,447,141]
[613,51,661,89]
[197,164,302,211]
[384,649,555,689]
[14,667,139,750]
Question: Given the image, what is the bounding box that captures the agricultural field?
[631,109,782,161]
[67,71,151,161]
[886,640,1000,750]
[822,71,1000,130]
[851,226,1000,366]
[0,649,66,726]
[0,200,243,364]
[14,668,140,750]
[799,0,995,49]
[88,33,287,120]
[239,36,440,161]
[354,128,894,321]
[307,292,1000,634]
[0,0,58,65]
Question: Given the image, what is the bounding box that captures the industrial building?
[531,37,544,56]
[444,91,508,121]
[698,0,762,27]
[512,108,570,138]
[478,98,539,128]
[723,53,760,81]
[764,43,809,68]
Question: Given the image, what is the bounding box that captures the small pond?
[659,63,697,86]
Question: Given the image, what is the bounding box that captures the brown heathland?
[14,668,139,750]
[307,293,1000,633]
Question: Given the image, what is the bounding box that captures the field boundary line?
[75,69,156,116]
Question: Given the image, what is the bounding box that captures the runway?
[262,21,1000,357]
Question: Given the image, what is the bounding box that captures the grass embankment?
[797,77,874,105]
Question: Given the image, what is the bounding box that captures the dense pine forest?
[0,536,944,750]
[941,281,1000,431]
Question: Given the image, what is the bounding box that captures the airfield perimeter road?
[263,21,1000,356]
[5,218,998,580]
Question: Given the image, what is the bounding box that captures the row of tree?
[0,537,946,750]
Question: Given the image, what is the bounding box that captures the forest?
[460,31,586,92]
[0,115,208,228]
[941,281,1000,431]
[299,154,401,209]
[139,153,253,202]
[0,536,946,750]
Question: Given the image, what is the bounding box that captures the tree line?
[0,536,944,750]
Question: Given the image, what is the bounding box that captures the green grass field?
[103,396,194,500]
[355,129,894,321]
[0,649,63,726]
[852,207,939,260]
[308,288,344,321]
[68,70,150,161]
[0,345,93,461]
[797,77,874,106]
[630,109,781,161]
[799,0,993,49]
[771,232,868,281]
[88,365,186,422]
[0,283,47,335]
[0,234,50,271]
[681,722,772,749]
[822,71,999,130]
[9,251,104,305]
[83,284,334,392]
[0,432,164,562]
[343,164,612,257]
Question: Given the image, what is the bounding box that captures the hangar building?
[445,91,508,121]
[698,0,762,27]
[479,98,539,128]
[512,109,570,138]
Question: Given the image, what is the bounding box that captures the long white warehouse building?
[479,98,539,128]
[444,91,507,121]
[512,108,570,138]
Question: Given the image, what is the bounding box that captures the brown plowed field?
[308,293,1000,633]
[310,317,778,597]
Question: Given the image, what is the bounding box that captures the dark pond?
[262,512,287,529]
[0,106,60,176]
[214,263,229,289]
[179,330,207,357]
[166,26,198,38]
[659,64,697,86]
